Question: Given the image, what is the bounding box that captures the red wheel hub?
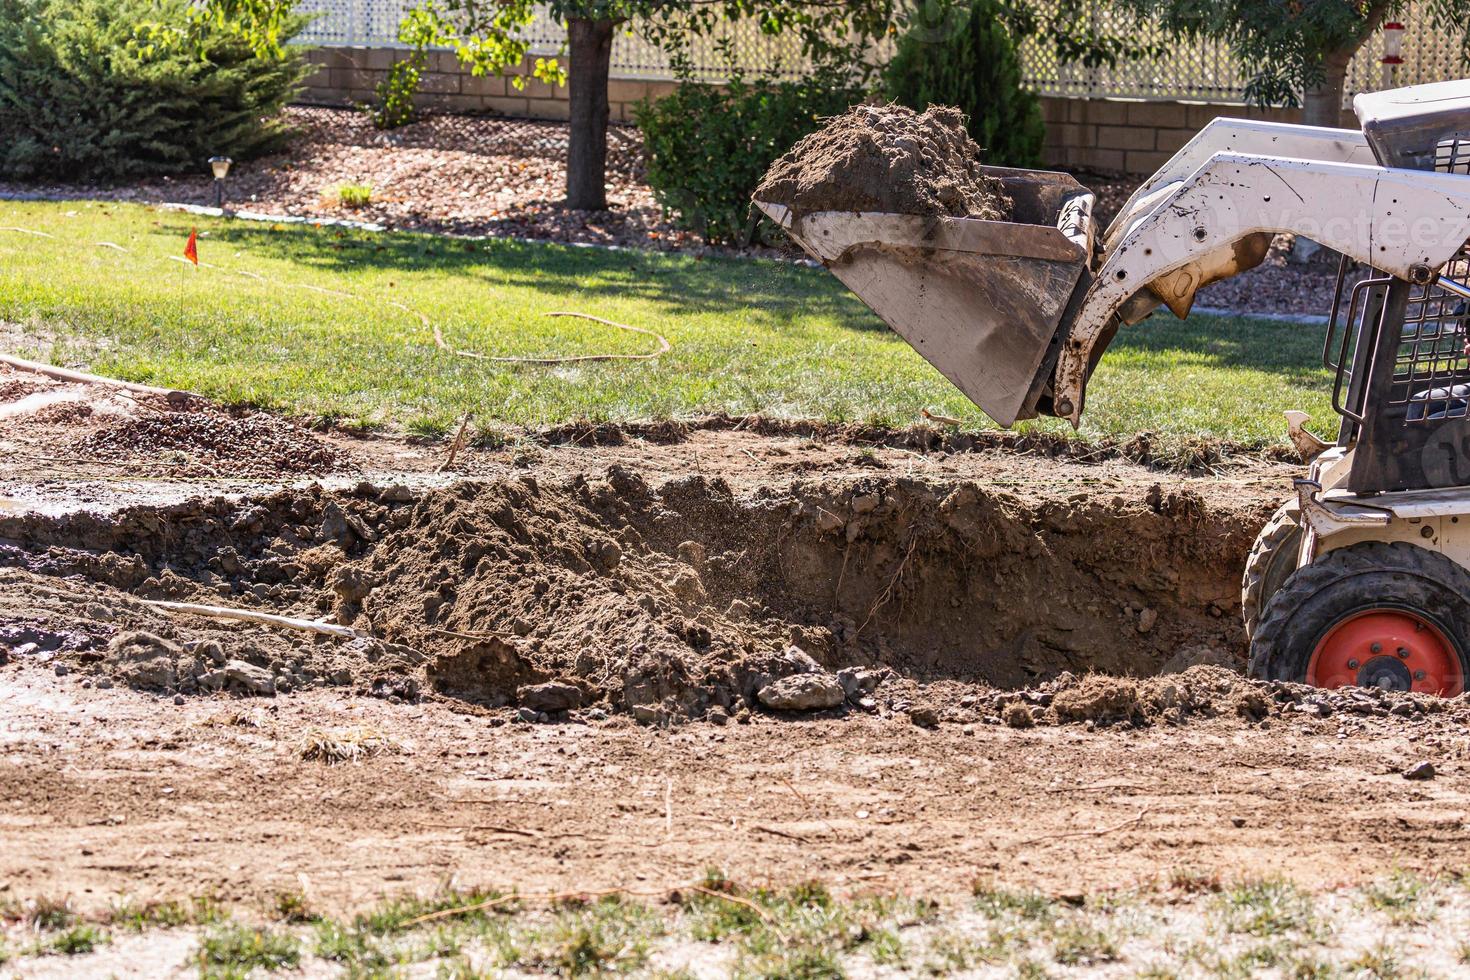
[1308,609,1463,696]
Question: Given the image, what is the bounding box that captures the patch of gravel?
[72,411,353,478]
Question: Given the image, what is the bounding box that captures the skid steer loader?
[756,78,1470,696]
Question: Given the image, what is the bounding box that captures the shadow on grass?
[1111,312,1334,385]
[187,219,889,333]
[162,212,1339,388]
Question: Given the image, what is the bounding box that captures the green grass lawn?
[0,200,1334,447]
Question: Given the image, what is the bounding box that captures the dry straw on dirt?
[299,726,406,764]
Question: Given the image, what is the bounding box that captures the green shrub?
[634,74,862,245]
[884,0,1045,168]
[371,52,423,130]
[0,0,311,181]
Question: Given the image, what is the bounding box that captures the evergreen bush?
[634,74,861,245]
[884,0,1045,168]
[0,0,311,181]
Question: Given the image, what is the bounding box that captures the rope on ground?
[140,599,369,639]
[433,311,671,365]
[0,352,189,399]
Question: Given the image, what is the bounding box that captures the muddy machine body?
[758,78,1470,696]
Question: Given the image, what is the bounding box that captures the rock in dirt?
[518,681,582,713]
[909,705,939,728]
[1002,701,1035,728]
[757,672,845,712]
[109,631,183,692]
[837,666,881,699]
[754,104,1011,220]
[1403,761,1436,781]
[219,660,275,696]
[1136,607,1158,634]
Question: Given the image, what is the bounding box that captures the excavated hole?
[0,470,1259,721]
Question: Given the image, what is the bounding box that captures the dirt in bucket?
[754,103,1012,220]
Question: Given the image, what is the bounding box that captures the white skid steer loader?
[756,78,1470,697]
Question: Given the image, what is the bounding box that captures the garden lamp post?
[208,156,233,210]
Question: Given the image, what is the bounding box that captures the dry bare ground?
[3,371,1470,974]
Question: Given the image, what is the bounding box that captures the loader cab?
[1328,81,1470,493]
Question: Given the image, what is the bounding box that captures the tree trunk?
[566,17,616,211]
[1303,51,1353,129]
[1303,3,1390,129]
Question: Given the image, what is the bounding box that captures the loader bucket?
[755,168,1095,427]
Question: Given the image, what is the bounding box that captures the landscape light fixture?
[208,156,233,209]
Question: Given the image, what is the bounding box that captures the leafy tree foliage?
[885,0,1046,168]
[403,0,1144,210]
[1116,0,1470,126]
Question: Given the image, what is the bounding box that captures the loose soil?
[755,104,1012,220]
[6,379,1468,922]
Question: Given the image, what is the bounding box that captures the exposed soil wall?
[0,468,1266,722]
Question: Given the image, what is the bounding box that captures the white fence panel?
[295,0,1468,101]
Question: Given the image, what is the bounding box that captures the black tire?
[1240,499,1302,642]
[1249,541,1470,690]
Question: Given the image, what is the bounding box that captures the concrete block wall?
[299,47,679,122]
[1038,95,1356,174]
[299,47,1356,177]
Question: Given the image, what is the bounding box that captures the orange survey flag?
[184,228,198,265]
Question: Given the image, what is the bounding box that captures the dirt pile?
[754,104,1011,220]
[1033,666,1269,726]
[0,364,355,480]
[2,466,1275,724]
[323,471,1257,722]
[73,410,352,478]
[979,664,1456,730]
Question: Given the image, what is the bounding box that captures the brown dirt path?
[5,668,1470,917]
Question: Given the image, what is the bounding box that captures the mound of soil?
[321,470,1256,722]
[1,468,1265,722]
[754,104,1011,220]
[73,411,352,478]
[3,459,1463,729]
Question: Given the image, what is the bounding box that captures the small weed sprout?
[272,891,317,924]
[337,183,374,209]
[24,896,75,931]
[1359,869,1438,925]
[34,924,108,956]
[1212,878,1318,938]
[195,923,301,977]
[1050,920,1119,966]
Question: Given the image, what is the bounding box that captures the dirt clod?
[1403,761,1436,780]
[518,680,583,713]
[754,104,1011,220]
[757,672,845,712]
